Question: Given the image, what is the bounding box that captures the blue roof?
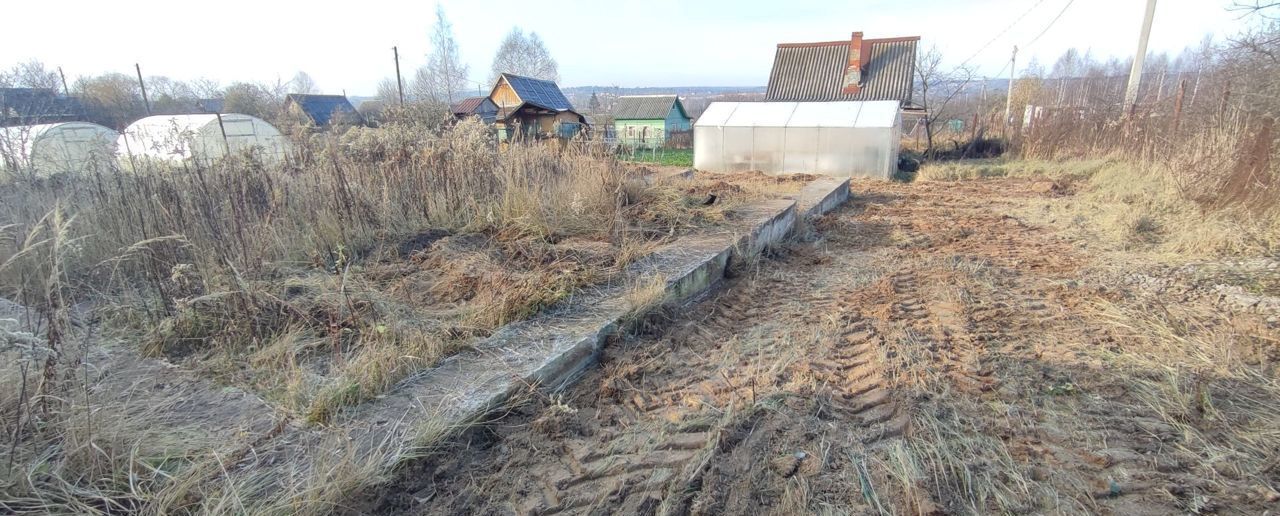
[500,73,574,112]
[286,94,362,126]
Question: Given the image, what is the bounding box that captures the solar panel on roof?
[503,74,573,112]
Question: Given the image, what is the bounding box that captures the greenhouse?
[0,122,119,177]
[118,114,288,167]
[693,100,902,179]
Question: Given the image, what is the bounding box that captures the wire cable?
[957,0,1050,69]
[1024,0,1077,50]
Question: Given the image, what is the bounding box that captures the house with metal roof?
[611,95,691,148]
[765,32,919,108]
[1,88,84,127]
[450,96,499,124]
[487,73,587,140]
[283,94,363,128]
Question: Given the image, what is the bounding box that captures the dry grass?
[0,111,811,512]
[0,118,635,511]
[1091,298,1280,491]
[919,156,1280,258]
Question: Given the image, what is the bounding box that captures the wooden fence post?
[1172,79,1187,132]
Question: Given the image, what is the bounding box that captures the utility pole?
[1004,46,1017,134]
[393,46,405,106]
[1124,0,1158,114]
[57,67,69,96]
[135,63,151,115]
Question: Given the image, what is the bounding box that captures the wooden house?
[611,95,690,148]
[488,73,587,140]
[283,94,363,128]
[450,96,499,124]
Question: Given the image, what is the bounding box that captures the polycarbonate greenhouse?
[0,122,119,178]
[118,114,288,168]
[694,100,902,179]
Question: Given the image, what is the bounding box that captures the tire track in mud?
[365,179,1110,515]
[368,240,916,515]
[532,266,889,515]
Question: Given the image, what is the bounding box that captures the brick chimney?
[841,32,864,95]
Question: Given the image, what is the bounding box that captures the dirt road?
[360,178,1280,515]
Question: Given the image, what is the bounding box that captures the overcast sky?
[0,0,1259,96]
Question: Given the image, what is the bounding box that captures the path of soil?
[355,178,1280,515]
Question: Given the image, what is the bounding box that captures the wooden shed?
[450,96,499,124]
[488,73,587,140]
[283,94,363,128]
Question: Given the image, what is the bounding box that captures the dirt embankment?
[357,177,1280,515]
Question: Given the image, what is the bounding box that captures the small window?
[60,129,93,142]
[222,120,256,137]
[558,122,581,138]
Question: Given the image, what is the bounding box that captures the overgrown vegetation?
[917,18,1280,259]
[0,95,803,510]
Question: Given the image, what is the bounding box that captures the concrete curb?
[222,177,851,497]
[797,177,851,219]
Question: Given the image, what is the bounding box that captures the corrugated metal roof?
[285,94,362,126]
[766,36,918,105]
[500,73,575,112]
[611,95,688,120]
[450,97,487,115]
[1,88,84,126]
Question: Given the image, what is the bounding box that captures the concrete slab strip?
[219,177,850,502]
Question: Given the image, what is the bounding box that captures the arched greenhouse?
[0,122,119,178]
[694,100,902,179]
[118,114,288,168]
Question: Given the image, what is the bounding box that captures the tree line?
[0,5,560,129]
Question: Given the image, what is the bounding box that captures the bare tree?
[1230,1,1280,17]
[490,27,560,83]
[290,71,318,94]
[1,60,62,90]
[424,6,471,104]
[376,78,401,104]
[189,78,223,99]
[144,76,199,114]
[914,45,975,157]
[73,73,146,128]
[223,82,284,121]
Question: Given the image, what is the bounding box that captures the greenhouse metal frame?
[118,114,288,168]
[0,122,118,177]
[694,100,902,179]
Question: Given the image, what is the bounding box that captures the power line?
[958,0,1050,69]
[984,0,1077,79]
[1024,0,1077,50]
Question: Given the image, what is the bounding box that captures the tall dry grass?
[0,113,648,512]
[918,111,1279,258]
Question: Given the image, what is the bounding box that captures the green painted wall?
[616,119,665,146]
[616,103,691,147]
[665,104,691,131]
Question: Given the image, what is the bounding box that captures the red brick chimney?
[842,32,864,95]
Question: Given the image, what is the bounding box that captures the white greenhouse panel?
[853,101,901,128]
[119,114,289,169]
[787,102,862,128]
[693,101,901,179]
[695,103,738,127]
[722,102,799,127]
[0,122,119,177]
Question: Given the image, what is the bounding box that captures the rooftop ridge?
[776,35,921,49]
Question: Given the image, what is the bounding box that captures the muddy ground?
[355,177,1280,515]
